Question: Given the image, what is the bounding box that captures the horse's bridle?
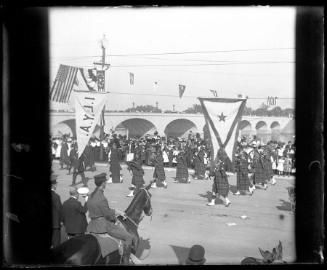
[121,188,152,228]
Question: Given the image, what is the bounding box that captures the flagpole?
[94,35,110,161]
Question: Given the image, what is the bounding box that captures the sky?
[50,7,295,111]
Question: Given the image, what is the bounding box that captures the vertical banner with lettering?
[74,90,108,157]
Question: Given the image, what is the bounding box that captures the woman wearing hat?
[126,155,145,197]
[234,150,254,195]
[109,143,122,183]
[175,150,190,183]
[151,150,167,188]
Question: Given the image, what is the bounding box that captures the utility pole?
[94,34,110,161]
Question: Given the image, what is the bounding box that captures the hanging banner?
[198,98,246,162]
[74,90,108,158]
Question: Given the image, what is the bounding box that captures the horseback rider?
[86,173,136,262]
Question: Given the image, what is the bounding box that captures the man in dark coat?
[60,139,70,170]
[207,160,231,207]
[68,143,77,175]
[72,150,88,187]
[51,175,63,248]
[62,187,88,239]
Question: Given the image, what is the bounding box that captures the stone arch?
[270,121,281,141]
[51,119,102,139]
[115,118,157,138]
[255,121,270,143]
[239,120,253,139]
[51,119,75,137]
[164,119,198,139]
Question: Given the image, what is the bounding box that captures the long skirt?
[110,162,121,183]
[212,177,229,197]
[176,164,189,183]
[236,171,252,191]
[153,165,166,181]
[253,165,266,185]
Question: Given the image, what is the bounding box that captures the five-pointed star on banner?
[218,112,227,122]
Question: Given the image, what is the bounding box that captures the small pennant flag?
[198,98,246,162]
[153,81,158,92]
[129,72,134,85]
[179,84,186,98]
[210,90,218,97]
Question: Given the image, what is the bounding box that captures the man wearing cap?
[62,187,88,239]
[185,245,206,265]
[86,173,135,260]
[51,175,63,248]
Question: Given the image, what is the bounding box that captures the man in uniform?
[86,173,135,263]
[62,187,88,239]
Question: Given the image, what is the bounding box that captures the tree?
[183,104,203,114]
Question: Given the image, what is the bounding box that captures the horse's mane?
[125,189,146,214]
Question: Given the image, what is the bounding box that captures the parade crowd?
[51,131,295,263]
[51,131,295,198]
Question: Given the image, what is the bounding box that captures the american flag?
[50,64,78,103]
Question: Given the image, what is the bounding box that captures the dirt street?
[53,161,295,265]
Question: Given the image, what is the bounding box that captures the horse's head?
[125,182,153,225]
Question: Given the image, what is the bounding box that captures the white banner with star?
[198,98,246,162]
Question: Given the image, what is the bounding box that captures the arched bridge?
[51,112,293,143]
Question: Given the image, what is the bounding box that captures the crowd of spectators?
[50,131,295,176]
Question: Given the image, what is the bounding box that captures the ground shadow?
[198,192,224,204]
[135,237,151,259]
[170,245,190,265]
[276,199,292,211]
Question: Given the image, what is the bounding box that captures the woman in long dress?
[109,143,122,183]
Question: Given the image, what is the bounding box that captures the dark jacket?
[62,197,88,234]
[51,190,63,229]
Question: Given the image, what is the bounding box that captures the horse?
[241,241,286,264]
[51,182,153,265]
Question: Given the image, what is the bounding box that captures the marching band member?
[207,159,231,207]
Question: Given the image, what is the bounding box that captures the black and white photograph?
[2,5,324,266]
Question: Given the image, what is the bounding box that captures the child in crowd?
[277,156,285,176]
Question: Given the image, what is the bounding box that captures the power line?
[50,47,294,60]
[110,61,294,67]
[107,91,295,99]
[108,47,294,57]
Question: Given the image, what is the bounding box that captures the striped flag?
[198,98,246,162]
[50,64,78,103]
[179,84,186,98]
